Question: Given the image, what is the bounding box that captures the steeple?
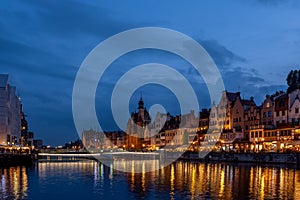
[138,94,144,109]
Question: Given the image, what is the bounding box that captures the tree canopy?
[286,70,300,93]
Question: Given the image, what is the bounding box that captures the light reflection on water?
[1,161,300,199]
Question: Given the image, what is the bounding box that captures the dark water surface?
[0,161,300,199]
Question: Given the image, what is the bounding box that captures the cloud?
[200,40,246,67]
[1,0,296,145]
[222,66,287,104]
[3,0,134,41]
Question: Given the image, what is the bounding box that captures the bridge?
[38,152,160,162]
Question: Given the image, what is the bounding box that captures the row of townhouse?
[199,89,300,152]
[81,88,300,152]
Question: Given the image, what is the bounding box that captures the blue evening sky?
[1,0,300,145]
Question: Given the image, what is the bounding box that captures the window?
[268,111,272,117]
[263,112,266,118]
[282,110,285,116]
[296,108,299,114]
[255,131,258,137]
[259,131,262,137]
[251,132,254,138]
[266,102,270,108]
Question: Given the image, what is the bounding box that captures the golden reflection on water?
[170,164,175,199]
[3,161,300,199]
[0,166,28,200]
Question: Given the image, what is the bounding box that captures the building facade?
[0,74,21,145]
[126,96,151,149]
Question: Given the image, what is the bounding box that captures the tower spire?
[138,92,144,109]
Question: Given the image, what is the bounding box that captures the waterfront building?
[244,97,261,139]
[33,139,43,149]
[0,74,21,145]
[82,129,106,149]
[231,95,245,133]
[20,103,34,146]
[249,125,277,151]
[149,112,168,148]
[217,91,241,131]
[153,111,198,150]
[261,95,275,126]
[126,96,151,149]
[203,103,220,149]
[274,93,289,126]
[288,89,300,124]
[198,108,210,144]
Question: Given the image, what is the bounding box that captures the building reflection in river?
[121,161,300,199]
[1,161,300,199]
[0,166,28,199]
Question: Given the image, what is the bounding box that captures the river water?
[0,161,300,200]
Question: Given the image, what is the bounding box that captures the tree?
[286,69,300,93]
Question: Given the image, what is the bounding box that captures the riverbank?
[180,152,300,165]
[0,153,37,166]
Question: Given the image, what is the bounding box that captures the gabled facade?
[261,95,275,126]
[244,97,261,138]
[274,93,289,126]
[217,91,241,130]
[288,89,300,125]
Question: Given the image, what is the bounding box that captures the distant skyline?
[1,0,300,145]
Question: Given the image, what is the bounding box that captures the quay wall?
[181,152,300,165]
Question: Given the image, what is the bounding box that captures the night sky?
[1,0,300,146]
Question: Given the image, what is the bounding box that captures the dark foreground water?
[1,161,300,200]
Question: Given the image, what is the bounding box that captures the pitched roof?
[226,91,240,102]
[274,93,288,100]
[0,74,8,88]
[241,99,253,106]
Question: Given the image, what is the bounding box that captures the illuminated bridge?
[38,152,160,162]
